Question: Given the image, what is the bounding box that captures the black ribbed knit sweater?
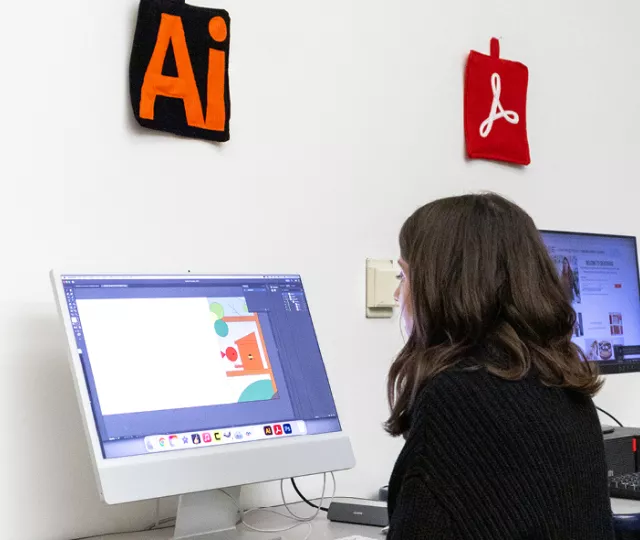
[387,366,614,539]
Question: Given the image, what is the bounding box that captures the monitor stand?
[602,425,616,435]
[173,487,242,540]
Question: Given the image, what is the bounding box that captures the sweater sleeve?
[388,469,452,540]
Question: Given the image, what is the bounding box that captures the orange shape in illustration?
[236,333,263,372]
[222,314,276,393]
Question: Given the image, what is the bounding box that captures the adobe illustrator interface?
[540,232,640,368]
[61,275,341,458]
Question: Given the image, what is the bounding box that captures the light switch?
[366,259,399,319]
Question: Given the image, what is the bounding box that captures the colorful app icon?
[182,436,190,445]
[245,431,252,438]
[192,433,201,445]
[202,433,212,443]
[169,435,179,447]
[283,423,292,435]
[264,426,273,436]
[214,431,222,442]
[234,431,243,440]
[274,424,284,436]
[158,437,166,448]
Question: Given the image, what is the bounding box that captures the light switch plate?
[366,259,399,319]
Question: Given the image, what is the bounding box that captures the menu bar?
[62,275,302,281]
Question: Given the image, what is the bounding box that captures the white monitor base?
[173,487,242,540]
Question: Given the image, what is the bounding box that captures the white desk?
[86,512,382,540]
[612,497,640,515]
[84,499,640,540]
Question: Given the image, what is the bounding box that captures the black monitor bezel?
[540,229,640,375]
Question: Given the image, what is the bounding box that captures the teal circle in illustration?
[210,303,224,320]
[238,380,274,403]
[214,319,229,337]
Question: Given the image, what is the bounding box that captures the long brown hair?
[386,193,602,437]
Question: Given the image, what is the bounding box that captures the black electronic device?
[609,472,640,500]
[604,427,640,501]
[327,498,389,528]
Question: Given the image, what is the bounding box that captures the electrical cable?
[281,472,336,521]
[596,405,624,427]
[292,475,383,514]
[220,471,336,539]
[291,477,329,512]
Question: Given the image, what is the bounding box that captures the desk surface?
[612,497,640,515]
[86,512,382,540]
[85,499,640,540]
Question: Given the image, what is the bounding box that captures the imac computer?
[51,272,355,539]
[540,231,640,375]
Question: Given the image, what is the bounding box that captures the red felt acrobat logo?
[464,38,530,166]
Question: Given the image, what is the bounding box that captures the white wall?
[2,0,640,538]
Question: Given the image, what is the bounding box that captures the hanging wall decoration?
[130,0,231,142]
[464,38,530,166]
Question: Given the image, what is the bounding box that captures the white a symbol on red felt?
[479,73,519,138]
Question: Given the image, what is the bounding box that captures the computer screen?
[60,274,341,458]
[540,231,640,374]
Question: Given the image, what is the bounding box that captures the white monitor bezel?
[50,270,355,504]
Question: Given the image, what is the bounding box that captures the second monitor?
[540,231,640,374]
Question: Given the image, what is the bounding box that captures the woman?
[561,256,581,304]
[387,194,613,539]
